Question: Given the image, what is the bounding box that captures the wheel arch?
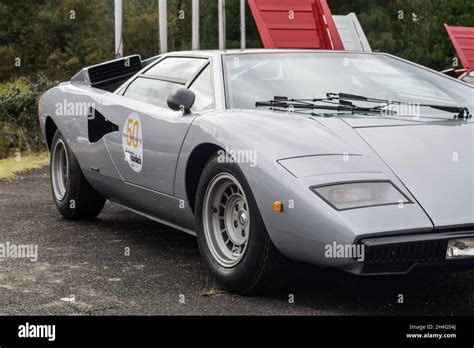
[185,143,224,213]
[45,116,58,151]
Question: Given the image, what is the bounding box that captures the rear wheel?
[195,155,288,295]
[50,130,105,219]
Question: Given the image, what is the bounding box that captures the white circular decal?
[122,114,143,172]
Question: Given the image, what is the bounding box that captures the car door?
[100,56,214,195]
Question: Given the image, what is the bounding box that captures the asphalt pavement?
[0,167,473,315]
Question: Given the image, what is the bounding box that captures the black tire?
[50,130,105,219]
[195,154,289,295]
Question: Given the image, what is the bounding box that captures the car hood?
[353,120,474,228]
[208,109,363,159]
[204,110,474,228]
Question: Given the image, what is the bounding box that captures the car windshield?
[224,52,474,114]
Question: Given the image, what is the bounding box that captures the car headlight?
[446,238,474,259]
[311,181,410,211]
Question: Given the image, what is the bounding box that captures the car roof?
[162,49,380,58]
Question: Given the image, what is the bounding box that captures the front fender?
[175,111,433,268]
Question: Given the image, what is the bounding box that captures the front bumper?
[347,230,474,275]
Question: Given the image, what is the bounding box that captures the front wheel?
[195,155,288,295]
[50,130,105,219]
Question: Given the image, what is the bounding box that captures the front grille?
[364,239,446,264]
[357,230,474,274]
[360,237,452,274]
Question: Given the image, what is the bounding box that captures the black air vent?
[71,55,143,92]
[364,239,446,264]
[358,230,474,274]
[87,108,119,143]
[88,55,142,84]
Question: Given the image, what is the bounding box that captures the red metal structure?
[444,24,474,72]
[248,0,344,50]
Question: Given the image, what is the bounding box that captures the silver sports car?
[39,49,474,294]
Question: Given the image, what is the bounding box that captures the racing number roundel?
[122,114,143,172]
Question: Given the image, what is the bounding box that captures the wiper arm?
[327,92,472,120]
[255,96,386,116]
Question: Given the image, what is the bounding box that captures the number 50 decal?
[126,118,139,148]
[122,114,143,172]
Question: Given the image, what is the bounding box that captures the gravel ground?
[0,167,473,315]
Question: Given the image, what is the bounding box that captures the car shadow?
[277,262,474,315]
[75,202,473,315]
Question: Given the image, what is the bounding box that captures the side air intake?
[71,55,150,92]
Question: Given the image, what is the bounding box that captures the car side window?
[123,77,181,109]
[145,57,207,80]
[189,65,213,111]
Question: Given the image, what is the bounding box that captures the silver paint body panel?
[39,49,474,271]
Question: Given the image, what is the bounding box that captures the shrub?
[0,75,56,158]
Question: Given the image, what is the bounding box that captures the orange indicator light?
[273,201,283,213]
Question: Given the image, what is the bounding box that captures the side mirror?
[167,88,195,115]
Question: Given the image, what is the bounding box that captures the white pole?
[192,0,200,50]
[218,0,226,50]
[159,0,168,53]
[240,0,246,49]
[114,0,123,58]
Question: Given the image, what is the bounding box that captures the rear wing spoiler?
[71,55,159,92]
[333,13,372,52]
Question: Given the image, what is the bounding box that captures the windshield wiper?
[327,92,472,120]
[255,96,388,116]
[256,93,472,120]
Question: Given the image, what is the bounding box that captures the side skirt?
[110,200,197,237]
